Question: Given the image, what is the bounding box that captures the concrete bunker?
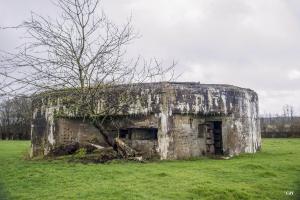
[30,82,261,159]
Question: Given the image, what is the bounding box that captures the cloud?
[288,69,300,80]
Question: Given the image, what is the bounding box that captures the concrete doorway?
[204,121,223,155]
[212,121,223,155]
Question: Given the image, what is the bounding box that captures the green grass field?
[0,139,299,200]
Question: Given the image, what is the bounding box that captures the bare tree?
[0,0,175,147]
[282,104,295,123]
[290,106,294,120]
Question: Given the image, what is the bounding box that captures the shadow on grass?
[0,182,10,200]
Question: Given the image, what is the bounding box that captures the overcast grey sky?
[1,0,300,115]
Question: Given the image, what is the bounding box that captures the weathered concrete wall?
[166,115,205,159]
[31,117,109,157]
[55,118,108,146]
[31,82,261,159]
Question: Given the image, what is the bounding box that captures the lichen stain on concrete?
[31,82,261,159]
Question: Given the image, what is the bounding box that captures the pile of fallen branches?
[49,138,144,163]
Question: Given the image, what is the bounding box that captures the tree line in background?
[0,96,31,140]
[261,104,296,122]
[261,105,300,138]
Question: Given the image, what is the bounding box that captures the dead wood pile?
[49,138,144,163]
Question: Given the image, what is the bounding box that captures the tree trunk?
[92,122,114,147]
[114,138,138,158]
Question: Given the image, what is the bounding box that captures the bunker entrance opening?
[212,121,223,155]
[119,128,158,140]
[201,121,223,155]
